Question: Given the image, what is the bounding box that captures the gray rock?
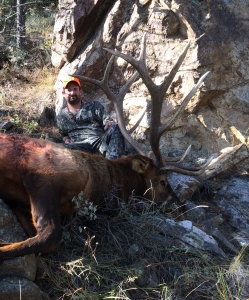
[232,231,249,247]
[184,201,206,222]
[0,277,49,300]
[198,215,238,254]
[167,173,202,204]
[214,176,249,246]
[132,259,158,288]
[0,256,37,282]
[0,199,27,241]
[0,199,37,281]
[39,107,56,127]
[51,0,114,68]
[144,216,226,258]
[0,121,13,131]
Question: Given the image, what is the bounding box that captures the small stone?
[0,121,13,131]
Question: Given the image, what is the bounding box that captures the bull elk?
[0,34,213,260]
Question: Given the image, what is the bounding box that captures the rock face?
[51,0,115,68]
[51,0,249,168]
[0,277,49,300]
[214,176,249,246]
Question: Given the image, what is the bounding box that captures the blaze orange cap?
[62,76,81,88]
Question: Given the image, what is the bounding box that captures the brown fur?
[0,133,176,260]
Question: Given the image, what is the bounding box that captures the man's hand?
[63,136,72,144]
[104,121,115,131]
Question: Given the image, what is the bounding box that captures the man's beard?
[68,95,80,104]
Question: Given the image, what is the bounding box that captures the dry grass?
[0,65,58,114]
[0,65,59,136]
[34,192,249,300]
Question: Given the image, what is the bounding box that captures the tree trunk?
[16,0,26,48]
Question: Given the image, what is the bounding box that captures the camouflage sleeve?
[56,111,70,138]
[103,110,113,126]
[93,101,113,126]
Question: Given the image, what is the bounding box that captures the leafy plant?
[10,114,39,134]
[72,192,98,221]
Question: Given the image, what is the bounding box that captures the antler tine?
[160,71,210,136]
[104,35,163,165]
[156,42,209,166]
[138,32,147,64]
[164,145,192,163]
[159,41,191,97]
[103,54,115,84]
[71,55,115,100]
[128,107,147,134]
[118,70,140,100]
[112,70,148,156]
[103,33,155,90]
[160,154,217,176]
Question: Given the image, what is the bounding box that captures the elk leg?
[0,183,62,260]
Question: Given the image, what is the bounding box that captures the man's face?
[63,82,81,105]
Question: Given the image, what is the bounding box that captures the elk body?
[0,133,174,260]
[0,34,213,260]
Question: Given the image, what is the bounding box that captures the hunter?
[56,76,125,159]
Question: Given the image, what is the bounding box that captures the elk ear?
[131,157,150,174]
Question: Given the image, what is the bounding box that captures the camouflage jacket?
[57,100,112,144]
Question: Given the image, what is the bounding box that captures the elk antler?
[72,33,212,175]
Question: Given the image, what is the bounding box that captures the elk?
[0,34,213,260]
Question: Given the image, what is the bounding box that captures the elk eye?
[160,180,166,187]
